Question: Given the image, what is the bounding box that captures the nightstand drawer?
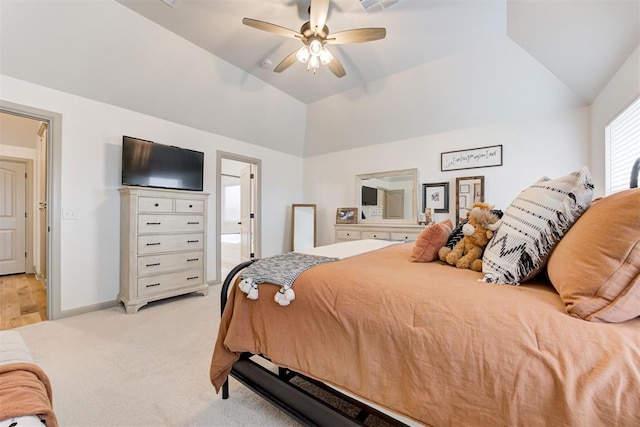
[138,233,204,254]
[336,230,361,240]
[175,199,205,213]
[138,214,204,233]
[138,197,173,213]
[362,231,391,240]
[137,268,204,297]
[137,251,204,277]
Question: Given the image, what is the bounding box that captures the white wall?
[590,44,640,196]
[304,107,591,246]
[304,36,585,157]
[0,75,303,312]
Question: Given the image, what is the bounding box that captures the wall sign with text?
[441,145,503,171]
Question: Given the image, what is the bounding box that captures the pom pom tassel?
[239,278,253,294]
[274,288,290,306]
[246,282,259,300]
[284,287,295,302]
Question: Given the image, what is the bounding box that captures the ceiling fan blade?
[326,55,346,78]
[326,28,386,44]
[274,50,299,73]
[242,18,301,39]
[309,0,329,35]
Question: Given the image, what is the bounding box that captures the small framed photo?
[422,182,449,213]
[336,207,358,224]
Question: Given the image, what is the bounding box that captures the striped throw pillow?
[482,167,594,285]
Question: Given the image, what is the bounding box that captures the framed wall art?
[422,182,449,213]
[441,145,503,171]
[336,207,358,224]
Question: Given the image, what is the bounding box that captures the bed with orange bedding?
[211,239,640,426]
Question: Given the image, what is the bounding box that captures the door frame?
[0,100,62,320]
[215,151,261,284]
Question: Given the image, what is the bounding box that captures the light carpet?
[14,285,298,426]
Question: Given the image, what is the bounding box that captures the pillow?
[444,209,503,250]
[547,188,640,322]
[481,167,594,285]
[411,219,453,262]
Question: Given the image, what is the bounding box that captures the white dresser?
[119,187,209,314]
[334,223,425,243]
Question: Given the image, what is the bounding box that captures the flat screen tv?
[362,186,378,206]
[122,136,204,192]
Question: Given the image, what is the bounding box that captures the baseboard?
[58,300,119,319]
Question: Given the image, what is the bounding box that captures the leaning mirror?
[292,204,316,251]
[356,168,418,224]
[456,176,484,223]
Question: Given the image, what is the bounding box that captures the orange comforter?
[0,362,58,427]
[210,243,640,426]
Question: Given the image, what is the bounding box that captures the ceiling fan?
[242,0,386,78]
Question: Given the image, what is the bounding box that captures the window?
[605,96,640,194]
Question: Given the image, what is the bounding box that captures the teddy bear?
[438,203,501,272]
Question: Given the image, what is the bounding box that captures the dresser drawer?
[336,230,361,240]
[175,199,205,213]
[390,232,420,241]
[138,233,204,255]
[137,268,204,297]
[138,214,204,234]
[362,231,391,240]
[138,197,173,213]
[137,251,204,277]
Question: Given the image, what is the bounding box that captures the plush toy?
[438,203,501,271]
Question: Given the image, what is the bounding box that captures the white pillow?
[481,167,594,285]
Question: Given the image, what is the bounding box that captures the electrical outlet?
[62,208,78,220]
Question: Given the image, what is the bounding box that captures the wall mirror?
[456,176,484,223]
[292,204,316,251]
[356,168,418,224]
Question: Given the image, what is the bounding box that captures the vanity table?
[334,223,425,243]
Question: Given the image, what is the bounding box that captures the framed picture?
[441,145,503,171]
[336,207,358,224]
[422,182,449,213]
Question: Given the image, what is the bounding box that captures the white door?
[0,161,27,275]
[239,164,255,262]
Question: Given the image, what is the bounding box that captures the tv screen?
[122,136,204,192]
[362,186,378,206]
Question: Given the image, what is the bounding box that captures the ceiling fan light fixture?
[319,48,333,65]
[308,55,320,69]
[296,46,311,63]
[309,39,323,56]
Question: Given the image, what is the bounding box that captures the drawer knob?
[146,283,160,288]
[145,262,161,267]
[187,276,199,280]
[187,258,199,262]
[189,204,193,208]
[146,222,161,225]
[154,203,159,207]
[187,240,199,243]
[187,221,200,225]
[146,242,161,246]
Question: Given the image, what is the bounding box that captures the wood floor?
[0,273,47,330]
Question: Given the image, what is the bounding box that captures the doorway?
[0,100,61,326]
[0,112,48,329]
[216,152,261,283]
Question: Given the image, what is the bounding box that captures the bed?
[210,170,640,426]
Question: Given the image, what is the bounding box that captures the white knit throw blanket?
[238,252,339,306]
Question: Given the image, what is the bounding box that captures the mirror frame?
[356,168,418,225]
[455,176,484,224]
[291,204,317,251]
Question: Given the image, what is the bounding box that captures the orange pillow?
[547,188,640,322]
[411,219,453,262]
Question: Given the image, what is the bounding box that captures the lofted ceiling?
[116,0,639,105]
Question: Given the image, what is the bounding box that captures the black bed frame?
[219,261,408,427]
